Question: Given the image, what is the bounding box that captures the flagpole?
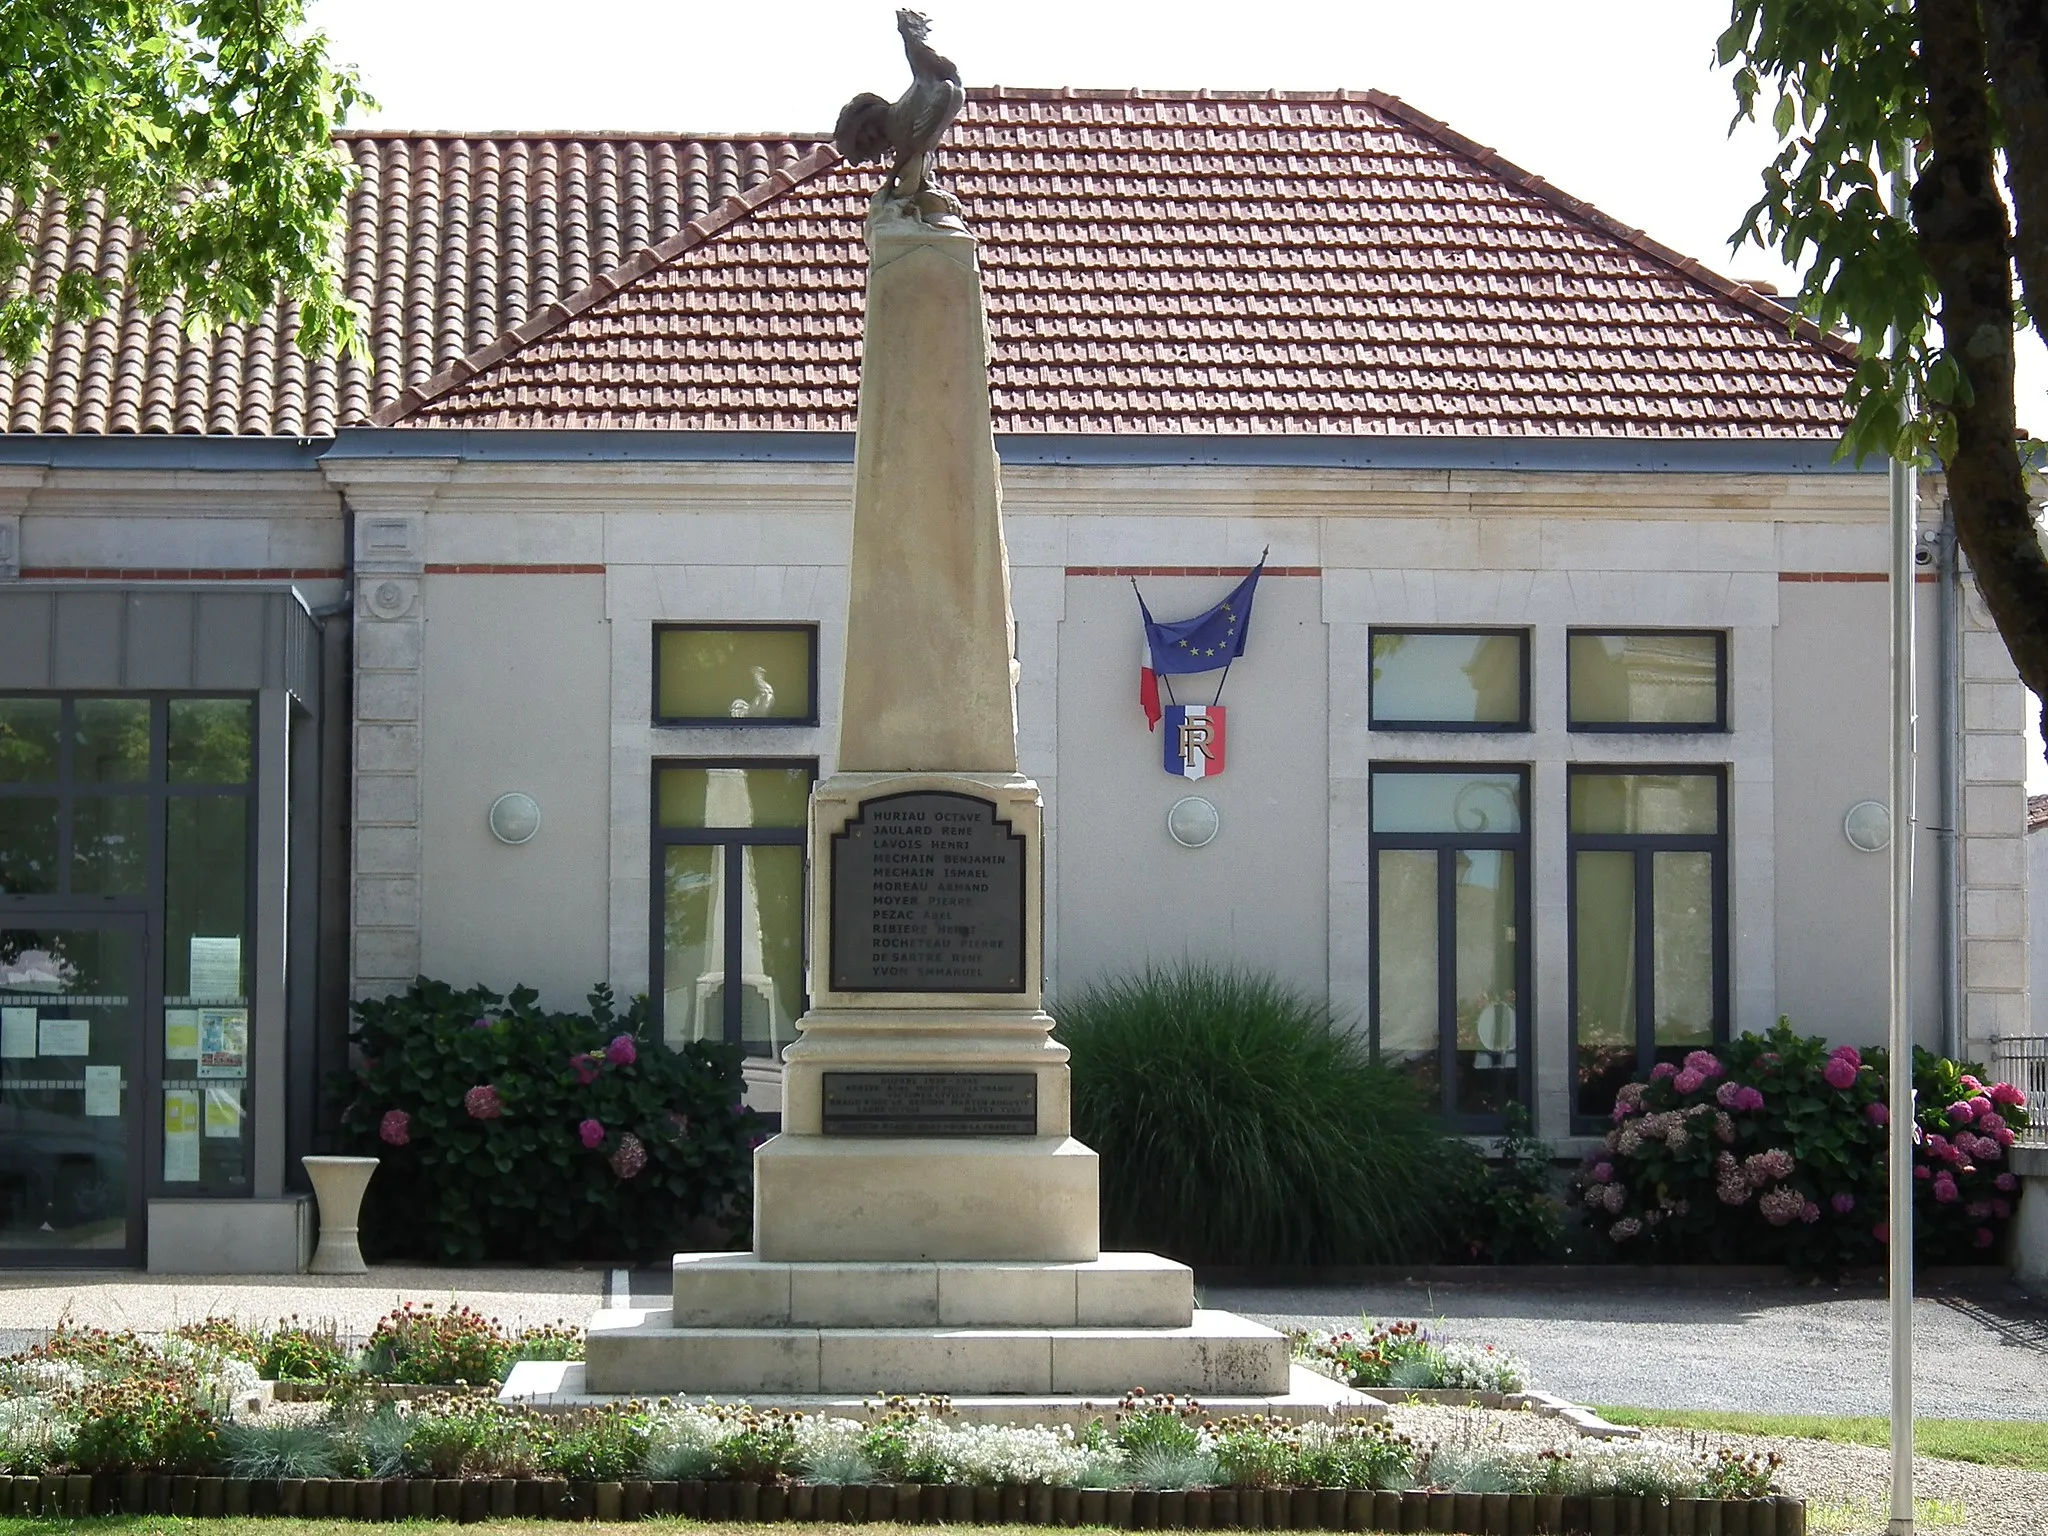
[1884,150,1918,1536]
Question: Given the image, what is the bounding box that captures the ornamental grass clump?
[1580,1020,2031,1272]
[1055,965,1455,1264]
[335,978,763,1262]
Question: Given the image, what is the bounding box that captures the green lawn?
[4,1524,993,1536]
[1595,1407,2048,1473]
[0,1524,1033,1536]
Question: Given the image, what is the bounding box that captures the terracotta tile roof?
[0,91,1852,441]
[0,132,820,435]
[2029,793,2048,832]
[393,90,1853,437]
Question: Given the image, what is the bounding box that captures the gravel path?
[1385,1403,2048,1536]
[1216,1279,2048,1420]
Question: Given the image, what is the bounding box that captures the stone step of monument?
[503,1360,1383,1425]
[582,1307,1292,1398]
[673,1250,1193,1329]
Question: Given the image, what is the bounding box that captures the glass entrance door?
[0,918,143,1263]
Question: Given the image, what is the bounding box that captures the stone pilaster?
[1958,574,2031,1048]
[320,460,453,1000]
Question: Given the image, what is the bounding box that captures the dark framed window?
[1368,628,1530,731]
[654,625,818,726]
[651,759,816,1057]
[1568,767,1729,1128]
[0,694,257,1220]
[1567,630,1727,732]
[1368,765,1531,1130]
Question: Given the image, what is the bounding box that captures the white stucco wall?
[1052,571,1331,1001]
[307,455,2033,1142]
[416,572,612,1008]
[1771,580,1944,1046]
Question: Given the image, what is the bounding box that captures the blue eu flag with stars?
[1137,560,1263,676]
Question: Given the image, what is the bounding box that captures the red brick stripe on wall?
[17,567,345,581]
[1065,565,1321,577]
[1781,571,1938,583]
[425,562,606,575]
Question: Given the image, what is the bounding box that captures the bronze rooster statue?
[834,10,967,227]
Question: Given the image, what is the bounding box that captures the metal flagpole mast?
[1885,148,1919,1536]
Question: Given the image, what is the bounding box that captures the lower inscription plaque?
[821,1071,1038,1136]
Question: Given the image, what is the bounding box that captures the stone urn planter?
[301,1155,380,1274]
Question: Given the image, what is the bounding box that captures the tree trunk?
[1914,0,2048,751]
[1982,0,2048,349]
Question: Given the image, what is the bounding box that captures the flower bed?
[1579,1023,2030,1271]
[1293,1321,1530,1394]
[0,1330,1803,1535]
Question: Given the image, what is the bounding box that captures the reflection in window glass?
[1374,849,1438,1081]
[74,699,150,782]
[1573,850,1638,1120]
[70,796,149,896]
[658,766,811,830]
[0,699,62,781]
[1371,631,1525,726]
[662,845,725,1049]
[166,798,248,1000]
[1372,771,1523,835]
[1569,633,1722,727]
[1569,773,1719,836]
[657,628,814,722]
[739,846,805,1055]
[0,798,60,895]
[169,700,253,785]
[1652,851,1716,1047]
[1454,849,1519,1119]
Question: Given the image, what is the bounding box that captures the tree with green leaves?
[0,0,366,368]
[1723,0,2048,754]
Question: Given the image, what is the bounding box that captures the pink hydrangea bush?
[1580,1020,2029,1272]
[336,977,764,1262]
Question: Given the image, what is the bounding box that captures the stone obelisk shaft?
[836,224,1018,773]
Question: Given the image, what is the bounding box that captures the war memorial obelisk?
[582,14,1297,1402]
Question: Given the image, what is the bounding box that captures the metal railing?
[1987,1035,2048,1145]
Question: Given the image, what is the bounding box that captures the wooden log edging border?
[3,1474,1807,1533]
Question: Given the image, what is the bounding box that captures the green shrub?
[1439,1106,1568,1263]
[400,1397,555,1478]
[1054,965,1453,1265]
[360,1304,510,1386]
[260,1317,353,1383]
[1581,1021,2031,1271]
[332,979,763,1263]
[66,1378,221,1473]
[542,1406,651,1481]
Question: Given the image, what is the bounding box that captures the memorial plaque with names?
[822,1071,1037,1135]
[830,791,1026,992]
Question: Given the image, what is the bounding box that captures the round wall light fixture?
[1166,795,1221,849]
[1843,799,1891,853]
[488,792,542,846]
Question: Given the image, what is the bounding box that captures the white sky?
[310,0,2048,786]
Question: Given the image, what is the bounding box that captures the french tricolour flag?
[1140,633,1162,731]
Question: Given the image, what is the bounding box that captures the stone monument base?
[578,1251,1293,1398]
[753,1135,1098,1262]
